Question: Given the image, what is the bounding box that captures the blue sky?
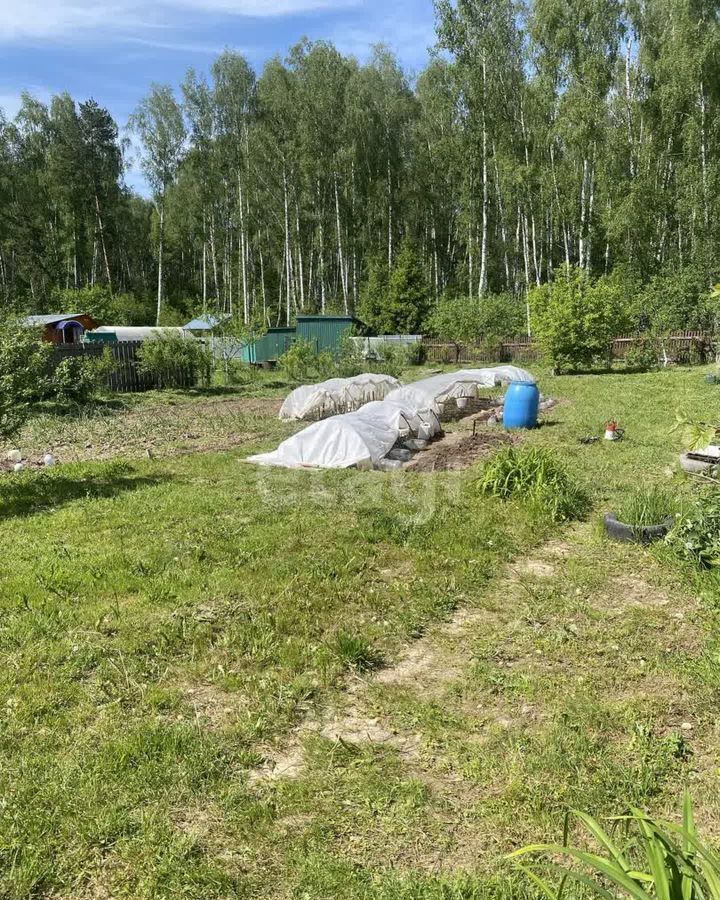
[0,0,437,194]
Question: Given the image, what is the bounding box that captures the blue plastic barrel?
[503,381,540,429]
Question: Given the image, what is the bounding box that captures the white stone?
[43,454,56,467]
[6,450,21,464]
[13,462,25,473]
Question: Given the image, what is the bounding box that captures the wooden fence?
[50,342,202,393]
[422,331,713,366]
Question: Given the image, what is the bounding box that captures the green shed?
[296,316,366,354]
[241,327,295,364]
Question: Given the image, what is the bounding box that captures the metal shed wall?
[243,327,296,364]
[296,316,359,354]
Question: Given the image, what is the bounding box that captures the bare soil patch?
[408,430,514,473]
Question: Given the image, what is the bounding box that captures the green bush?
[477,446,588,523]
[278,339,335,383]
[530,267,630,372]
[364,341,423,379]
[426,293,526,344]
[280,336,423,384]
[45,350,117,405]
[0,318,51,438]
[669,490,720,568]
[633,266,714,333]
[51,285,154,326]
[212,359,260,388]
[136,335,211,389]
[624,334,660,371]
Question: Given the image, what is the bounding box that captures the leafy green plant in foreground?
[510,793,720,899]
[669,490,720,568]
[478,447,588,523]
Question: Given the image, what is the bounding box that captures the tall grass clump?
[614,486,676,528]
[478,446,588,523]
[510,792,720,899]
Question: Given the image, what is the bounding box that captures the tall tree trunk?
[295,201,305,311]
[478,56,489,299]
[387,157,393,269]
[210,214,220,302]
[95,192,112,293]
[156,201,165,326]
[202,212,208,312]
[700,79,709,229]
[334,173,348,312]
[238,175,249,324]
[283,166,292,326]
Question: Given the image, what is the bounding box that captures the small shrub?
[45,349,116,404]
[367,342,416,379]
[624,335,660,371]
[613,486,676,528]
[278,340,334,383]
[426,293,526,344]
[212,359,260,387]
[137,335,211,389]
[669,489,720,568]
[478,447,588,523]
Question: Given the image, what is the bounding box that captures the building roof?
[184,314,231,331]
[93,326,193,342]
[23,313,88,327]
[296,315,363,322]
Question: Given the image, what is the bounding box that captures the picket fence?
[50,341,201,393]
[422,331,713,366]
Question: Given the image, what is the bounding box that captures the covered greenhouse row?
[248,366,535,470]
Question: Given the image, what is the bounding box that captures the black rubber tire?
[604,513,674,545]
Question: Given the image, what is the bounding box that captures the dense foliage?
[2,2,720,337]
[136,335,212,389]
[530,268,630,371]
[0,321,50,438]
[670,490,720,568]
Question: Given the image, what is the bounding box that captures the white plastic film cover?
[279,373,401,420]
[248,366,534,470]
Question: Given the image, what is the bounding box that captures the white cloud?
[0,0,357,41]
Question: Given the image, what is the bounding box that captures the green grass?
[0,365,719,898]
[613,485,677,528]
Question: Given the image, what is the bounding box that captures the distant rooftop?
[23,313,87,327]
[184,314,231,331]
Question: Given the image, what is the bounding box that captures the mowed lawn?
[1,367,719,899]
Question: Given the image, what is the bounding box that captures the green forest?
[1,0,720,338]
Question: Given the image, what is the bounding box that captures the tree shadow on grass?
[0,462,172,520]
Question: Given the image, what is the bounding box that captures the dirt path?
[247,522,712,871]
